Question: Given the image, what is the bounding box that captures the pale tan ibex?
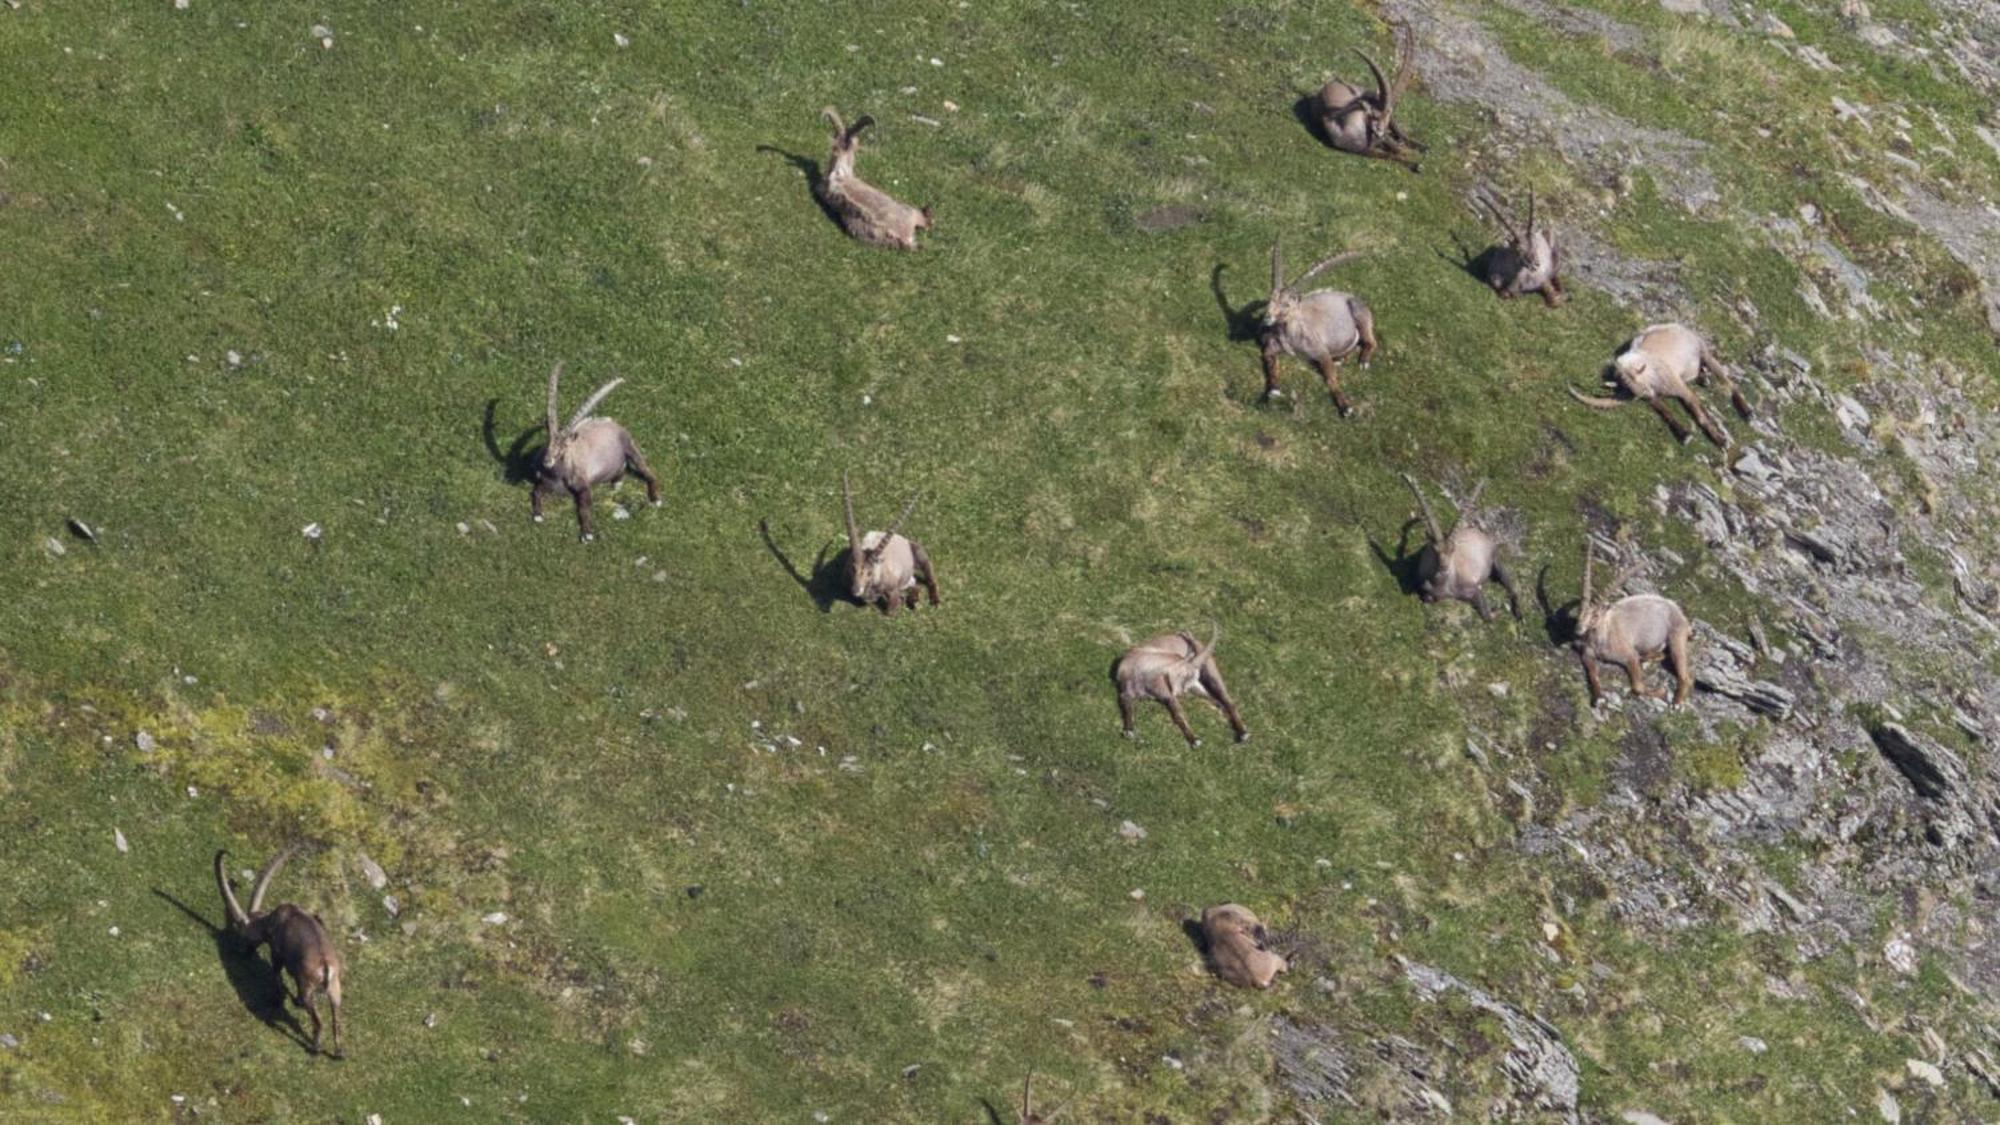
[1574,540,1693,706]
[1567,323,1751,447]
[820,107,932,250]
[532,361,662,541]
[1476,187,1566,306]
[215,847,345,1058]
[1260,241,1380,415]
[1404,474,1520,622]
[842,473,940,614]
[1312,27,1422,167]
[1112,626,1248,747]
[1200,903,1289,989]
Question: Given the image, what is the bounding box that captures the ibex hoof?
[1122,730,1136,740]
[1189,738,1204,749]
[580,533,595,543]
[650,500,664,508]
[1262,389,1285,402]
[532,514,544,523]
[1234,731,1250,744]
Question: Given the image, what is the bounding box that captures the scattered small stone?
[108,926,120,937]
[225,349,242,367]
[613,32,630,48]
[1487,682,1510,699]
[423,1012,438,1029]
[302,522,323,541]
[1759,12,1794,37]
[942,99,959,112]
[174,0,189,9]
[1739,1035,1768,1054]
[481,911,508,925]
[1876,1087,1900,1124]
[1128,888,1145,901]
[456,522,470,535]
[366,1115,383,1125]
[1118,820,1147,841]
[113,828,128,854]
[43,537,65,557]
[1907,1058,1944,1087]
[358,853,387,889]
[382,894,400,918]
[0,1034,17,1050]
[612,505,631,521]
[1620,1113,1670,1125]
[311,24,334,49]
[135,731,156,753]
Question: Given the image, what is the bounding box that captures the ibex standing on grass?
[1574,541,1693,706]
[1476,188,1566,306]
[1404,474,1521,621]
[1313,28,1422,167]
[1567,324,1751,447]
[532,362,662,541]
[1260,241,1380,415]
[1112,626,1248,747]
[842,473,940,614]
[215,847,345,1058]
[820,108,932,250]
[1200,903,1289,989]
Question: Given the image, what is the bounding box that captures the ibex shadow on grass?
[154,888,312,1052]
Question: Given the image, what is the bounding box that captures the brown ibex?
[842,473,940,614]
[1200,903,1288,989]
[1404,474,1520,621]
[1312,27,1422,166]
[1112,626,1248,747]
[531,361,662,541]
[215,847,345,1058]
[1476,188,1566,306]
[1574,541,1693,706]
[820,107,932,250]
[1260,241,1380,415]
[1567,323,1751,447]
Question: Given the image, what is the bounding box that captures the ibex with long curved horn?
[820,107,932,250]
[1312,26,1422,166]
[1476,187,1566,306]
[1404,474,1520,621]
[1200,903,1289,989]
[215,847,344,1058]
[1567,324,1751,447]
[1111,625,1247,747]
[842,473,940,614]
[1574,540,1693,706]
[1260,240,1380,415]
[531,361,662,541]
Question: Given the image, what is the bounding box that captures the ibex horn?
[215,850,251,931]
[1566,385,1628,410]
[545,361,564,443]
[249,845,297,916]
[1403,473,1443,543]
[842,472,864,563]
[884,491,921,539]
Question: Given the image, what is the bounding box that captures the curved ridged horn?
[215,850,250,931]
[1477,189,1522,246]
[883,491,921,540]
[1567,385,1627,410]
[566,378,624,432]
[842,472,864,565]
[249,845,297,916]
[1403,473,1443,543]
[1386,30,1416,115]
[545,361,564,444]
[1293,250,1362,288]
[1269,240,1284,297]
[1524,188,1537,245]
[1580,539,1595,611]
[820,106,845,137]
[847,114,876,139]
[1354,48,1391,108]
[1462,479,1487,525]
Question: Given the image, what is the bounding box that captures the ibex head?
[542,360,624,472]
[843,472,921,602]
[1574,539,1640,645]
[1352,30,1414,148]
[1265,241,1362,326]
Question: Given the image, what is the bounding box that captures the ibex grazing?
[841,473,940,614]
[819,108,932,250]
[1112,626,1248,747]
[531,362,662,541]
[1476,188,1566,306]
[1403,474,1520,621]
[1312,28,1422,166]
[1574,542,1693,706]
[1567,323,1752,447]
[215,847,344,1058]
[1200,903,1288,989]
[1260,241,1380,415]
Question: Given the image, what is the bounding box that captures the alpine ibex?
[1404,474,1520,621]
[1476,188,1566,306]
[1574,541,1693,706]
[531,361,662,541]
[1112,626,1248,747]
[1260,241,1380,415]
[215,847,345,1058]
[1567,323,1751,447]
[1312,27,1422,166]
[841,473,940,614]
[1200,903,1288,989]
[820,107,932,250]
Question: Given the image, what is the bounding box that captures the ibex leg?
[1683,394,1728,447]
[626,441,663,505]
[1197,662,1249,743]
[1491,560,1523,620]
[1314,356,1355,418]
[912,543,941,606]
[1579,651,1604,704]
[1118,694,1137,737]
[1667,626,1693,704]
[531,477,558,523]
[1700,349,1752,419]
[1260,348,1285,400]
[1161,694,1200,747]
[1645,397,1692,444]
[571,485,596,540]
[1622,655,1660,699]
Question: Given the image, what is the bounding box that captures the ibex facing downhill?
[1574,542,1693,706]
[1476,188,1566,306]
[1112,627,1248,747]
[1404,474,1520,621]
[1567,323,1751,447]
[820,108,932,250]
[532,362,662,541]
[1261,241,1380,415]
[215,847,345,1058]
[842,473,940,614]
[1200,903,1289,989]
[1312,27,1422,166]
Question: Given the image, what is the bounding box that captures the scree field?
[4,1,2000,1121]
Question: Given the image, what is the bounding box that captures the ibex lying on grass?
[1404,474,1520,621]
[1112,626,1248,746]
[1574,541,1693,706]
[216,847,344,1058]
[1200,903,1288,989]
[531,361,662,541]
[1567,323,1751,447]
[1260,241,1380,415]
[842,473,940,614]
[1476,188,1566,306]
[1313,27,1422,167]
[820,107,932,250]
